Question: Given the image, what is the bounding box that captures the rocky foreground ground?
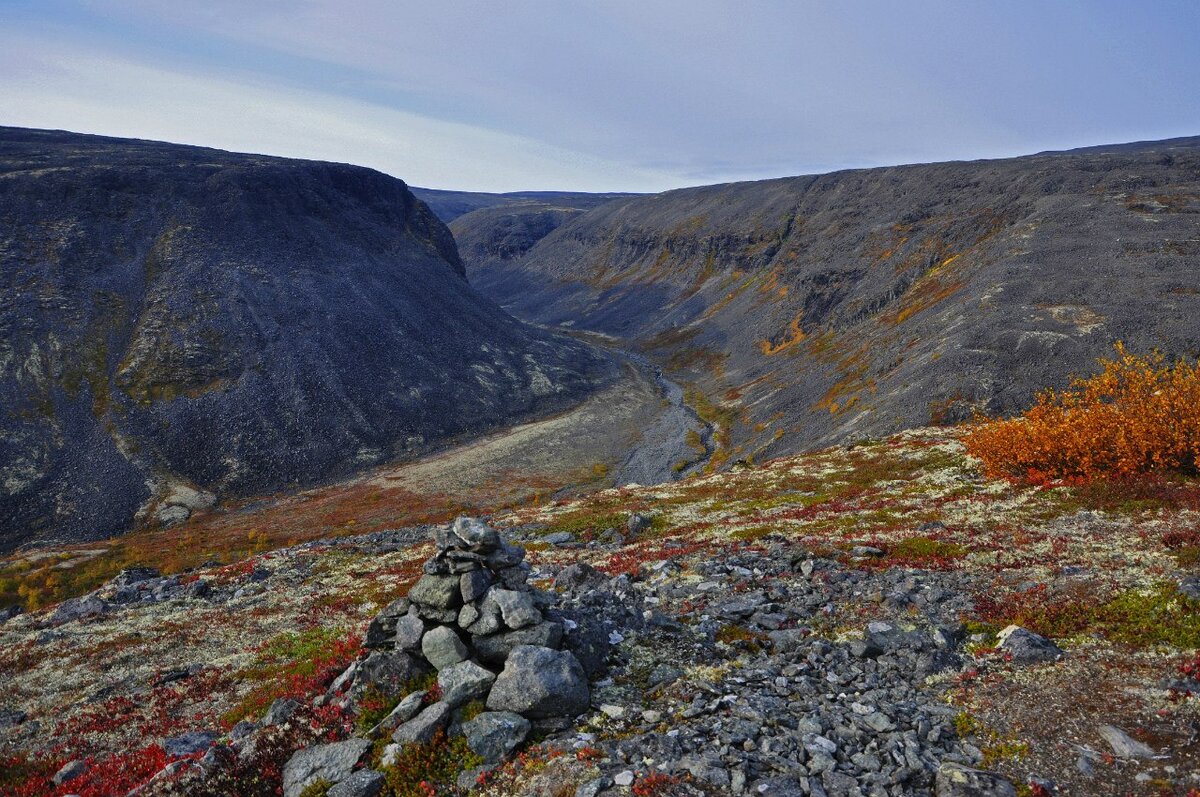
[2,428,1200,796]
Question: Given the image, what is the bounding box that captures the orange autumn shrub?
[965,343,1200,481]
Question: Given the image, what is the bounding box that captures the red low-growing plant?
[632,771,687,796]
[6,744,175,797]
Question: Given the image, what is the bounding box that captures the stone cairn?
[355,517,590,770]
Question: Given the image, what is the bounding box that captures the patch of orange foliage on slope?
[965,343,1200,481]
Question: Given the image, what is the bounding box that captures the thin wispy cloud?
[1,1,1197,190]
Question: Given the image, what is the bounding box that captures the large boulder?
[350,651,428,700]
[409,574,463,609]
[486,645,589,719]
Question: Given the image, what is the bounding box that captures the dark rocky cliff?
[461,137,1200,465]
[0,128,615,551]
[450,201,592,282]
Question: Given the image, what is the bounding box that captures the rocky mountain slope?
[410,189,633,224]
[450,201,596,283]
[0,128,616,552]
[4,429,1199,796]
[458,137,1200,469]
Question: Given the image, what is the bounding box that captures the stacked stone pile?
[285,517,592,796]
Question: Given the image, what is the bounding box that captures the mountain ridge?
[456,133,1200,469]
[0,127,617,552]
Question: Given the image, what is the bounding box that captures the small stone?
[392,701,452,745]
[53,760,86,786]
[438,660,496,707]
[575,777,612,797]
[373,691,427,732]
[48,595,106,626]
[351,651,429,700]
[997,625,1063,664]
[408,574,462,609]
[462,711,531,763]
[162,730,218,757]
[0,708,28,727]
[646,663,683,688]
[541,531,573,545]
[849,637,884,658]
[1097,724,1156,759]
[464,598,504,636]
[555,563,605,592]
[642,709,663,723]
[458,603,481,628]
[262,698,300,726]
[614,770,635,786]
[599,704,625,719]
[327,769,385,797]
[486,540,526,569]
[421,626,468,670]
[862,712,896,732]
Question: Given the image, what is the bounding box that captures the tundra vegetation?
[3,346,1200,795]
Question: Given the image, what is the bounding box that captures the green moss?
[459,699,487,723]
[887,536,968,561]
[730,525,777,541]
[298,779,332,797]
[356,685,403,735]
[715,623,768,652]
[1097,584,1200,648]
[540,510,630,538]
[377,730,483,797]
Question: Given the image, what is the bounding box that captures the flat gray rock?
[327,769,385,797]
[934,763,1017,797]
[438,659,496,707]
[472,620,564,665]
[392,701,452,745]
[1097,724,1156,758]
[282,738,371,797]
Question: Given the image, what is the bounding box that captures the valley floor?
[2,428,1200,795]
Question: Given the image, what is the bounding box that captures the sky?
[1,1,1197,192]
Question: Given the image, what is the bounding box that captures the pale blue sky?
[2,1,1197,191]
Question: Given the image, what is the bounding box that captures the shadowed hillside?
[0,128,617,551]
[410,187,634,223]
[460,137,1200,468]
